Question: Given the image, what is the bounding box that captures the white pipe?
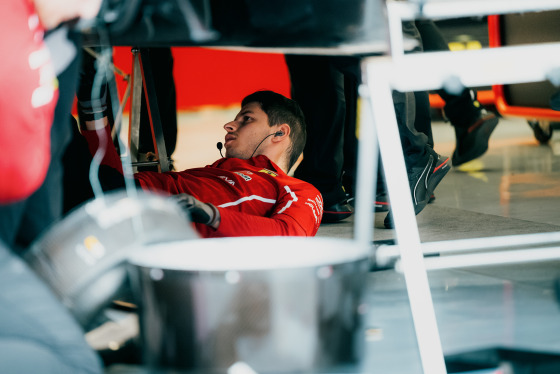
[402,246,560,271]
[353,82,378,245]
[376,231,560,265]
[388,0,560,22]
[366,59,448,374]
[384,42,560,93]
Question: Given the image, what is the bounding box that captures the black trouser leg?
[139,48,177,157]
[414,90,434,146]
[393,90,430,168]
[287,55,348,207]
[415,20,480,128]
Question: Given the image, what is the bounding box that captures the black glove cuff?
[205,203,221,229]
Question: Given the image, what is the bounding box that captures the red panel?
[111,47,291,111]
[488,15,560,120]
[429,90,495,109]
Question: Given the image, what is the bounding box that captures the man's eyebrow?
[239,109,254,116]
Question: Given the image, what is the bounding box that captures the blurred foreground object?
[26,189,198,329]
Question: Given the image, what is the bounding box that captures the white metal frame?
[354,1,560,373]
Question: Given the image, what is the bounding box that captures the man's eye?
[243,116,252,122]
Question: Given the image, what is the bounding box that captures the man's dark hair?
[242,90,306,170]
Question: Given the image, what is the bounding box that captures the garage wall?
[112,47,292,111]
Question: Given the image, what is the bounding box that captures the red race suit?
[0,1,58,203]
[82,127,323,237]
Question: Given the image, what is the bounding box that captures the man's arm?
[80,124,144,193]
[210,210,308,236]
[80,123,124,173]
[172,193,221,229]
[200,183,323,237]
[81,126,324,237]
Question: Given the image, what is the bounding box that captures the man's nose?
[224,121,236,132]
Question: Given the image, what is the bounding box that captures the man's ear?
[273,124,290,141]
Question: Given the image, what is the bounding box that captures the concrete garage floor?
[173,110,560,242]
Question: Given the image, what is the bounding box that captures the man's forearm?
[80,124,124,173]
[207,209,309,237]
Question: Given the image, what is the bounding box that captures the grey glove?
[173,193,221,229]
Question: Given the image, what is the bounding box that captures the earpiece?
[250,131,285,157]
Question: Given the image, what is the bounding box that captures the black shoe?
[452,109,499,166]
[347,191,390,213]
[373,192,434,214]
[374,192,390,212]
[322,201,353,223]
[384,152,450,229]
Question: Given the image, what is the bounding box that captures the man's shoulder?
[277,173,321,196]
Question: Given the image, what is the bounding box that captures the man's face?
[223,102,273,159]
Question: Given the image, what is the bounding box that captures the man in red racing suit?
[81,90,323,237]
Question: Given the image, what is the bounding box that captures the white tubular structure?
[415,246,560,271]
[388,0,560,59]
[361,56,448,374]
[353,84,378,244]
[388,43,560,92]
[376,231,560,267]
[359,1,560,373]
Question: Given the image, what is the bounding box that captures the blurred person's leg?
[62,116,96,213]
[342,73,359,199]
[413,90,434,147]
[287,54,352,222]
[287,53,436,223]
[378,21,451,227]
[138,48,178,170]
[416,19,499,166]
